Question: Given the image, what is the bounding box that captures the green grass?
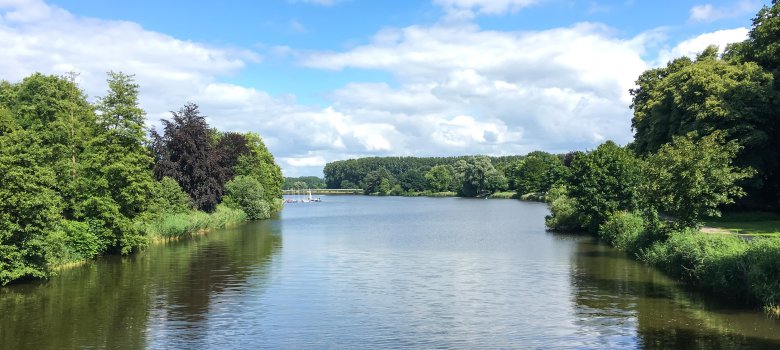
[489,191,518,199]
[146,204,247,239]
[704,211,780,236]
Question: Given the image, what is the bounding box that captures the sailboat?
[307,189,322,202]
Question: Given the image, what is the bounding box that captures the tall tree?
[215,132,251,180]
[425,165,454,192]
[644,132,754,229]
[233,132,284,210]
[153,103,227,212]
[76,72,157,253]
[567,141,644,232]
[0,130,63,284]
[630,47,776,209]
[453,156,508,197]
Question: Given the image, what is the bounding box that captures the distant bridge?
[283,188,362,195]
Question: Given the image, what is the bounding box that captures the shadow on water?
[564,235,780,350]
[0,219,282,350]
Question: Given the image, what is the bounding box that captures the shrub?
[223,175,270,220]
[599,211,645,251]
[61,220,102,260]
[639,230,750,300]
[545,192,582,231]
[744,238,780,309]
[154,177,193,214]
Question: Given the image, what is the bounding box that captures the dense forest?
[0,72,283,285]
[283,176,326,190]
[323,155,534,196]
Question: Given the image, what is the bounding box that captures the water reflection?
[568,237,780,349]
[0,220,281,350]
[2,197,779,349]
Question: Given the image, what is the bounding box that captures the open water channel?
[1,196,778,349]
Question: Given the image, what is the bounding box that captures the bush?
[153,177,193,214]
[545,193,582,231]
[61,220,102,260]
[223,175,271,220]
[744,238,780,309]
[639,230,750,301]
[599,211,645,251]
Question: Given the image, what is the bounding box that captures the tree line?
[284,176,326,190]
[323,155,530,197]
[0,72,283,285]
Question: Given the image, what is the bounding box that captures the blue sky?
[0,0,767,176]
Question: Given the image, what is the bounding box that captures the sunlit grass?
[704,211,780,236]
[146,205,247,239]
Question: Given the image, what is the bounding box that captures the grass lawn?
[704,211,780,237]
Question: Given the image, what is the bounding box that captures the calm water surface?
[1,196,778,349]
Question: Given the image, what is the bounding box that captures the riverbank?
[44,206,252,279]
[582,209,780,317]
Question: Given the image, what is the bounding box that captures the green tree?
[511,151,566,195]
[399,167,428,192]
[453,156,508,197]
[645,132,754,229]
[630,45,777,209]
[223,176,271,220]
[363,168,397,195]
[233,132,284,210]
[146,177,192,215]
[0,130,63,284]
[744,0,780,72]
[425,164,454,192]
[567,141,644,232]
[77,72,157,253]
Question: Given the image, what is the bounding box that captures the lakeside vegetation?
[0,72,283,285]
[320,1,780,315]
[545,2,780,315]
[323,153,562,198]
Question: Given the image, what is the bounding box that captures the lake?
[1,196,778,349]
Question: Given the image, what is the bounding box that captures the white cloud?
[434,0,541,20]
[0,0,257,123]
[282,155,327,167]
[689,0,760,23]
[655,28,749,65]
[301,22,649,154]
[0,0,757,177]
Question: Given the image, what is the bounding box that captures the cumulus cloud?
[302,22,649,154]
[688,0,760,23]
[655,28,749,65]
[0,0,257,124]
[0,0,757,177]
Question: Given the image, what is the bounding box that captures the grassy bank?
[145,204,248,242]
[595,211,780,317]
[48,205,250,276]
[489,191,517,199]
[704,212,780,237]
